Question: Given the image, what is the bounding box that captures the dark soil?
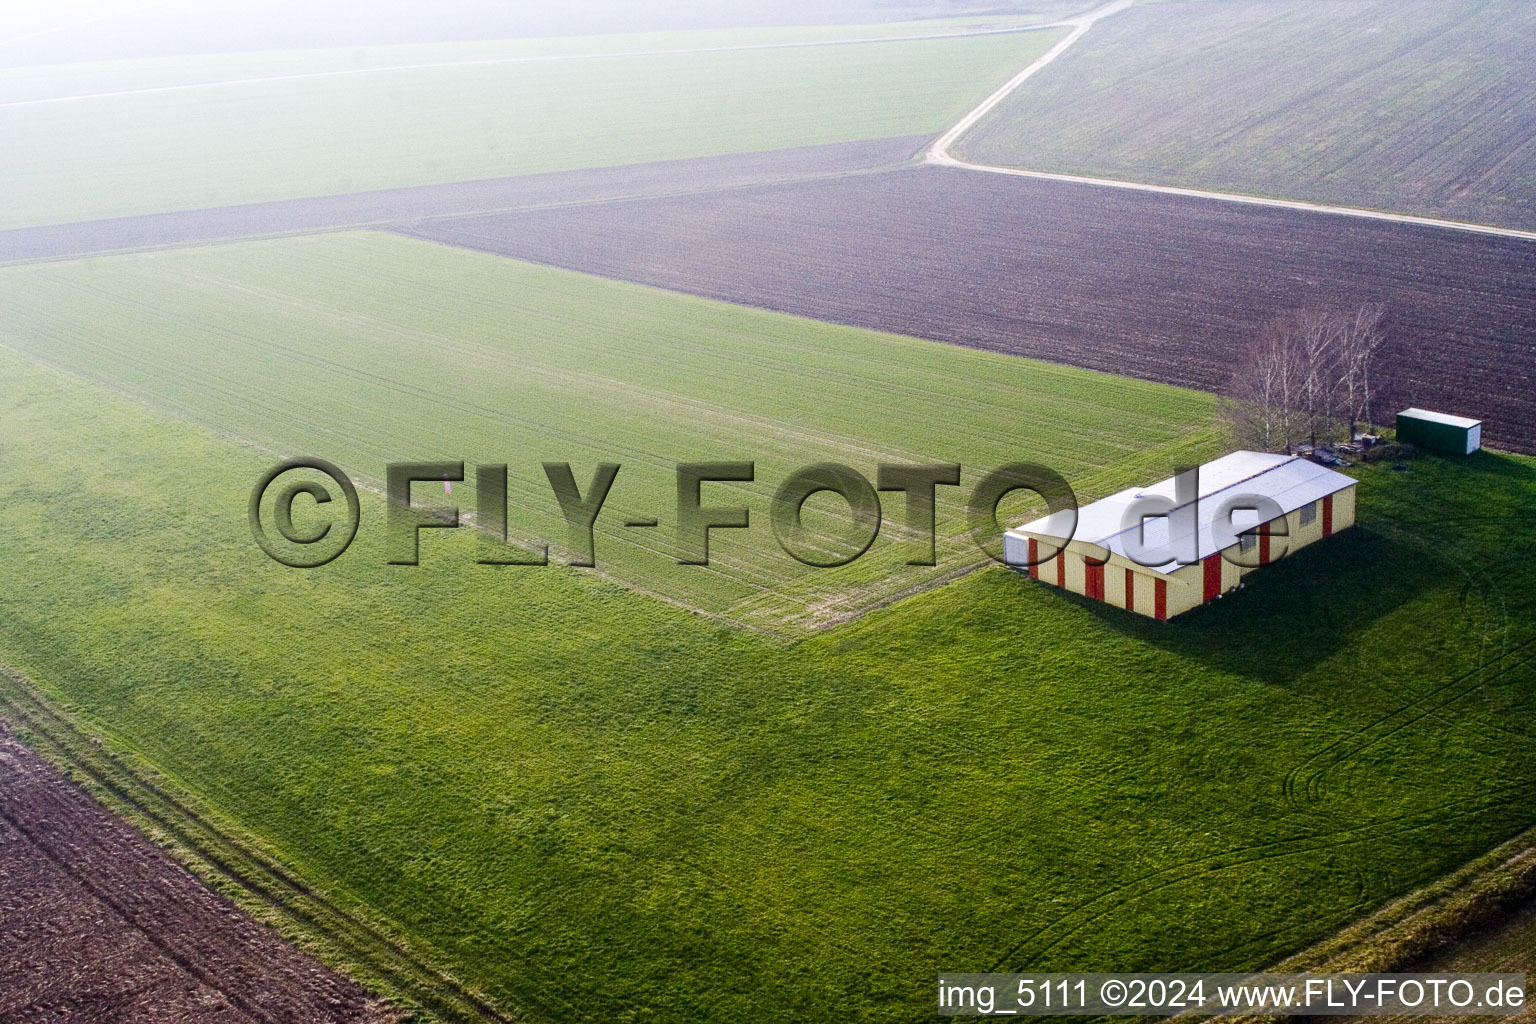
[0,721,397,1024]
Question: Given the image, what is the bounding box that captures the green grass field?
[1,302,1534,1020]
[2,346,1534,1019]
[0,231,1216,630]
[4,3,1532,1015]
[956,0,1536,231]
[0,26,1068,229]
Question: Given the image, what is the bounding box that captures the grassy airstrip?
[0,344,1534,1022]
[0,231,1217,629]
[0,25,1066,229]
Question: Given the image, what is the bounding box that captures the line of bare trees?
[1220,303,1390,453]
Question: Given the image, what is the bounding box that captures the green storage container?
[1396,408,1482,455]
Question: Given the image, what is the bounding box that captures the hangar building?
[1005,452,1356,620]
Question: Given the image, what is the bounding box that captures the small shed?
[1396,408,1482,455]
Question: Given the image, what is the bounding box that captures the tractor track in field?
[994,521,1534,966]
[0,666,532,1024]
[1280,636,1536,809]
[1279,512,1532,809]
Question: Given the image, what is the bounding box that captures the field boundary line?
[0,22,1076,110]
[0,664,538,1024]
[925,0,1536,244]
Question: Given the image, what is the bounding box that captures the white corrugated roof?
[1009,451,1355,576]
[1398,407,1481,429]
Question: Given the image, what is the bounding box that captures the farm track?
[931,164,1536,244]
[0,667,528,1024]
[401,164,1536,453]
[925,0,1132,167]
[0,135,927,264]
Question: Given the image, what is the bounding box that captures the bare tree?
[1335,302,1389,438]
[1294,309,1341,446]
[1222,304,1390,452]
[1220,318,1306,453]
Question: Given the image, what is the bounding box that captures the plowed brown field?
[0,721,395,1024]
